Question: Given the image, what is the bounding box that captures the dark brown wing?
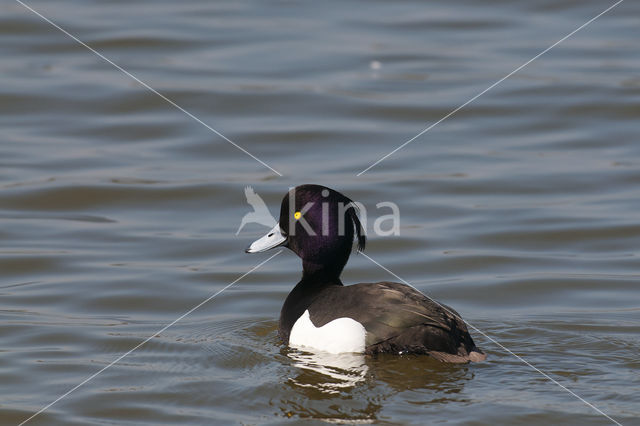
[308,282,486,363]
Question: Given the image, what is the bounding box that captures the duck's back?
[302,281,486,363]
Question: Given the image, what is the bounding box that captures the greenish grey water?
[1,0,639,424]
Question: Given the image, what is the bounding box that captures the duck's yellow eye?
[294,211,301,220]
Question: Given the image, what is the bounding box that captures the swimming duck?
[246,185,486,363]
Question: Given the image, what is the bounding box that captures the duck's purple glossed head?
[246,184,365,278]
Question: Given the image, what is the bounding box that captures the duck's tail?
[427,347,486,363]
[467,348,487,362]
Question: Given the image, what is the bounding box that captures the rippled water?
[2,0,639,424]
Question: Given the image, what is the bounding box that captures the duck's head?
[246,185,366,278]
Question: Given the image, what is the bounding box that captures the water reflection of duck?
[287,348,368,394]
[282,347,472,424]
[247,185,486,363]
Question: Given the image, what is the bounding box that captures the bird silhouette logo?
[236,186,277,235]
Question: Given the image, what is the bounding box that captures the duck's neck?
[301,259,345,281]
[278,264,343,342]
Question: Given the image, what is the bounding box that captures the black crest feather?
[346,202,366,253]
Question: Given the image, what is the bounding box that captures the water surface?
[1,0,639,424]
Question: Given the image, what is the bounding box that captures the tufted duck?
[246,185,486,363]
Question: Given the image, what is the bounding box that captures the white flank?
[289,310,366,354]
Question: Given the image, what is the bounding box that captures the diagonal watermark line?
[16,0,283,177]
[356,0,624,176]
[18,250,283,426]
[360,252,622,426]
